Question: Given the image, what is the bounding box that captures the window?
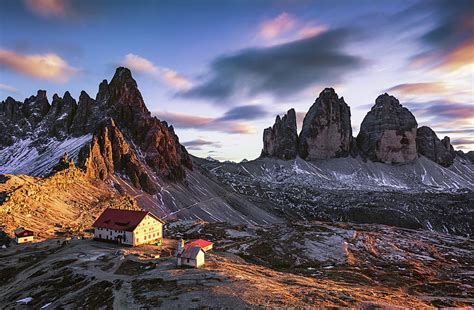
[136,238,139,243]
[187,258,190,263]
[110,231,112,236]
[153,233,155,237]
[99,234,101,238]
[144,235,147,240]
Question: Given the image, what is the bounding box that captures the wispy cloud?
[0,83,19,94]
[435,39,474,71]
[258,12,296,40]
[406,100,474,125]
[297,25,327,39]
[154,111,256,134]
[217,105,268,121]
[387,82,447,95]
[182,28,363,102]
[182,139,222,151]
[24,0,71,18]
[121,53,192,90]
[0,48,78,82]
[409,0,473,72]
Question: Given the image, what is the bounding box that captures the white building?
[92,208,164,246]
[176,239,208,268]
[14,228,34,244]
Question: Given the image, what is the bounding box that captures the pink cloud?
[0,83,19,94]
[0,48,78,82]
[259,12,296,40]
[24,0,71,17]
[121,53,192,90]
[154,111,256,134]
[297,25,327,39]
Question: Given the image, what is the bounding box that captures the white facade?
[132,214,163,246]
[177,250,205,268]
[15,236,34,244]
[94,228,134,245]
[94,214,163,246]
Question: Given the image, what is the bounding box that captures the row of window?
[136,233,160,243]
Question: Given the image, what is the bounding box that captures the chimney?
[176,239,185,256]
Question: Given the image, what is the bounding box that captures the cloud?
[154,111,256,135]
[217,105,268,121]
[24,0,71,17]
[182,139,222,151]
[406,100,474,124]
[435,39,474,71]
[121,53,192,90]
[297,25,327,39]
[182,28,363,102]
[258,12,296,40]
[387,82,447,95]
[409,0,474,71]
[451,138,474,146]
[0,83,19,94]
[122,53,157,74]
[0,48,78,82]
[436,128,474,135]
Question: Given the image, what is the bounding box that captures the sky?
[0,0,472,161]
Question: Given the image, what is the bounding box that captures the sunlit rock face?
[298,88,352,160]
[417,126,455,167]
[357,94,418,164]
[261,108,298,160]
[78,118,159,194]
[99,67,193,181]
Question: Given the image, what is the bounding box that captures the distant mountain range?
[1,68,473,236]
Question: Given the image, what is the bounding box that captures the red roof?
[15,229,33,237]
[92,208,164,231]
[187,239,213,249]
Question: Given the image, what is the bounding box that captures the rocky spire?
[261,109,298,159]
[78,118,159,193]
[71,90,101,136]
[107,67,149,116]
[417,126,455,167]
[298,88,352,160]
[23,90,50,126]
[357,93,418,163]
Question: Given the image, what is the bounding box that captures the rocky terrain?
[0,67,191,186]
[0,221,472,308]
[0,68,280,227]
[0,158,138,240]
[195,155,474,236]
[0,68,473,307]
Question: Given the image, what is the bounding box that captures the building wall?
[94,228,134,245]
[93,214,163,246]
[16,236,34,244]
[132,214,163,246]
[177,251,205,268]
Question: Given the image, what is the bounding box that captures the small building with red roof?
[14,227,34,244]
[92,208,164,246]
[186,239,214,252]
[176,238,213,268]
